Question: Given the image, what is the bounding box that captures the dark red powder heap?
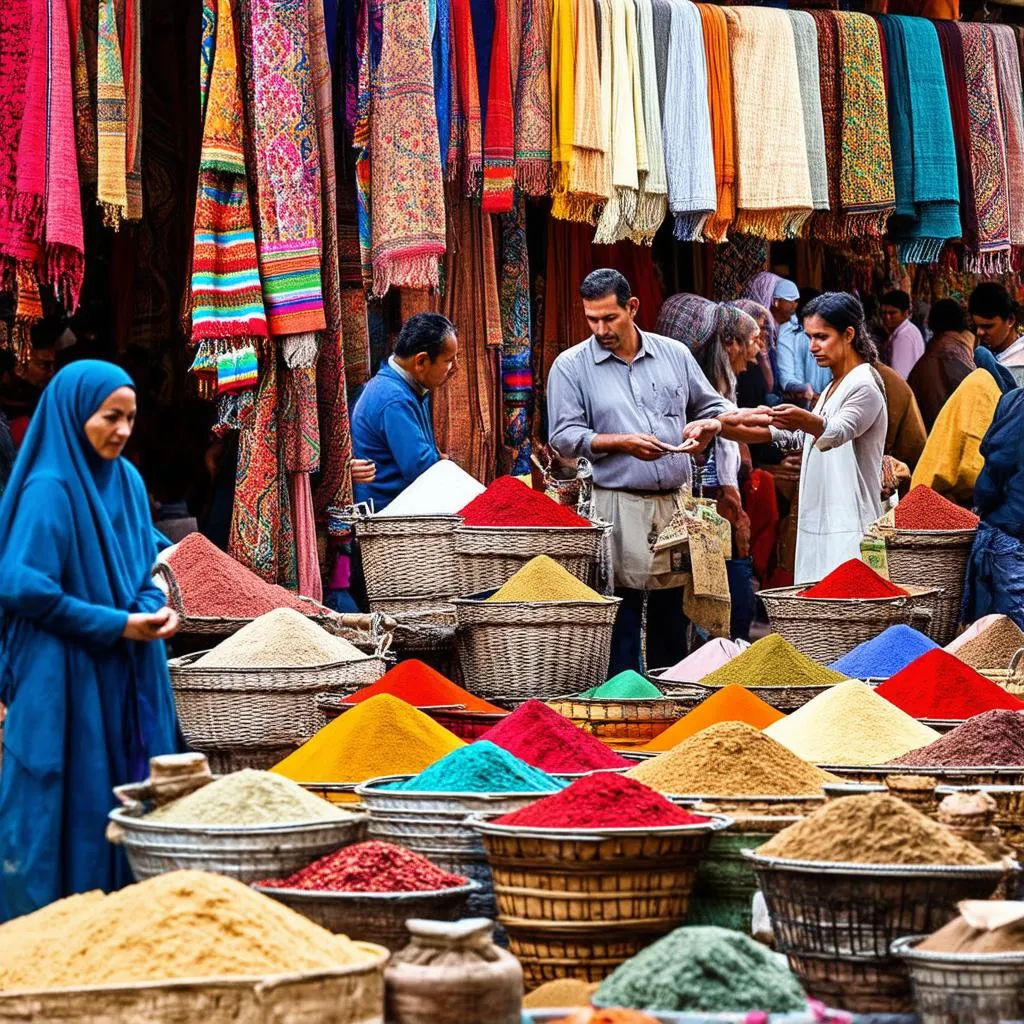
[876,649,1024,719]
[258,841,468,892]
[799,559,909,600]
[493,772,709,829]
[458,476,591,528]
[166,533,321,619]
[894,486,980,531]
[889,710,1024,767]
[482,699,632,772]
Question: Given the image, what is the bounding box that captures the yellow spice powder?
[486,555,604,603]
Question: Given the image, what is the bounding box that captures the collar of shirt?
[388,355,429,397]
[997,335,1024,366]
[590,329,655,364]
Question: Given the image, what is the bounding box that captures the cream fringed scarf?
[631,0,668,243]
[723,6,813,239]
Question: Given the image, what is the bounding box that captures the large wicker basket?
[543,695,694,747]
[451,596,621,702]
[367,597,457,653]
[168,648,388,772]
[881,528,975,646]
[472,815,732,989]
[356,515,462,603]
[0,956,389,1024]
[822,765,1024,788]
[744,852,1013,1013]
[453,522,607,596]
[936,784,1024,859]
[757,584,942,662]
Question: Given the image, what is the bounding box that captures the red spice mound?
[458,476,590,528]
[344,660,506,714]
[258,840,467,892]
[799,559,909,600]
[482,699,632,772]
[166,533,320,618]
[894,486,979,531]
[493,772,709,829]
[876,649,1024,719]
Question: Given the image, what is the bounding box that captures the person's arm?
[813,379,884,452]
[381,399,440,485]
[776,322,806,396]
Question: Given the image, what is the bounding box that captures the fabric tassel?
[282,332,321,369]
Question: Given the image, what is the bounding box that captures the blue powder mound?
[830,624,939,679]
[388,740,566,793]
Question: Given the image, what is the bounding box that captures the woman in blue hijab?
[0,361,180,920]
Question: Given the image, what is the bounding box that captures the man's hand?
[123,607,180,643]
[618,434,671,460]
[682,418,722,453]
[350,458,376,484]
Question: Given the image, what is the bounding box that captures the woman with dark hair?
[723,292,887,583]
[907,298,976,430]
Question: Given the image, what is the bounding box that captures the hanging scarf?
[353,0,377,290]
[810,11,842,239]
[482,0,515,211]
[879,16,960,265]
[449,0,483,193]
[724,7,812,240]
[992,25,1024,249]
[631,0,667,244]
[697,3,735,243]
[514,0,552,196]
[787,12,829,215]
[242,0,327,337]
[96,0,129,226]
[122,0,142,221]
[370,0,446,294]
[433,0,452,169]
[651,0,671,114]
[499,192,532,475]
[69,0,97,188]
[549,0,575,206]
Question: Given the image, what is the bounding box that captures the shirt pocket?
[654,384,687,419]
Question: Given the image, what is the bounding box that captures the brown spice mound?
[625,721,837,796]
[757,793,992,865]
[920,915,1024,954]
[523,979,599,1009]
[956,617,1024,671]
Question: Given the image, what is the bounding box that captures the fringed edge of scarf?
[842,207,895,238]
[515,158,551,196]
[551,190,599,224]
[627,189,667,245]
[282,332,321,369]
[44,243,86,311]
[732,207,812,241]
[898,238,947,266]
[673,211,712,242]
[0,189,44,240]
[371,243,446,298]
[964,246,1013,275]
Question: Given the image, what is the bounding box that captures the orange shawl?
[698,4,735,242]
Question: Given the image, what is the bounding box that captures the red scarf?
[482,0,514,212]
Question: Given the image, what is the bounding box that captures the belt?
[616,488,681,499]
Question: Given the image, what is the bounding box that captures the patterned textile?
[289,472,323,601]
[370,0,446,294]
[433,0,452,169]
[810,11,842,238]
[242,0,327,336]
[655,293,720,349]
[992,25,1024,249]
[713,236,769,304]
[482,0,515,212]
[787,12,829,214]
[499,192,533,474]
[281,366,321,473]
[698,3,736,243]
[549,0,574,208]
[123,0,142,221]
[339,288,371,390]
[96,0,128,226]
[449,0,483,191]
[514,0,552,196]
[632,0,667,244]
[69,0,96,187]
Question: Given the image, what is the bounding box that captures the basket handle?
[1010,647,1024,677]
[154,561,186,615]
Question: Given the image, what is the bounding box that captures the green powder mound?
[577,670,662,699]
[592,926,806,1013]
[699,634,846,688]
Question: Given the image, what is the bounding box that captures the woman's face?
[84,386,136,460]
[805,314,855,368]
[724,336,748,374]
[747,327,763,361]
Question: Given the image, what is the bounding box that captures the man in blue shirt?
[351,312,459,511]
[775,279,831,406]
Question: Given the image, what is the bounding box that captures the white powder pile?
[194,608,367,668]
[376,460,485,517]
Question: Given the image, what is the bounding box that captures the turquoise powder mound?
[388,740,566,793]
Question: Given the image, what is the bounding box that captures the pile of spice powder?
[799,558,909,599]
[165,533,322,619]
[194,608,366,668]
[757,792,991,864]
[485,556,605,602]
[764,680,940,765]
[145,770,353,826]
[523,979,598,1009]
[273,694,464,783]
[953,616,1024,671]
[889,709,1024,767]
[458,475,591,527]
[258,841,467,893]
[0,870,376,991]
[659,637,748,682]
[920,908,1024,954]
[830,624,938,679]
[893,485,980,530]
[388,741,565,793]
[342,659,506,713]
[552,1012,660,1024]
[493,773,709,829]
[698,634,846,688]
[593,926,806,1013]
[375,459,485,517]
[627,722,835,796]
[876,649,1024,719]
[482,699,632,772]
[578,670,662,700]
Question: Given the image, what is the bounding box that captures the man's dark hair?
[880,289,911,314]
[968,281,1016,321]
[579,269,632,307]
[928,298,968,337]
[394,312,457,361]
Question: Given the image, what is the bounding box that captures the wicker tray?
[821,765,1024,787]
[0,956,389,1024]
[543,695,693,746]
[758,584,942,663]
[365,597,457,653]
[356,514,462,602]
[744,852,1014,1013]
[451,595,621,702]
[108,806,368,884]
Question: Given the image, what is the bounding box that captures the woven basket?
[758,584,942,662]
[745,852,1013,1013]
[453,522,606,596]
[253,882,478,952]
[451,597,621,702]
[107,806,368,884]
[356,515,462,602]
[424,709,508,740]
[168,649,388,770]
[936,784,1024,861]
[0,956,388,1024]
[699,682,838,714]
[673,794,826,819]
[472,815,731,989]
[821,765,1024,787]
[542,696,693,746]
[881,528,975,646]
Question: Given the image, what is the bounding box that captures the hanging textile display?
[499,193,533,474]
[810,11,842,238]
[433,0,452,169]
[723,7,812,240]
[96,0,129,225]
[713,235,769,303]
[514,0,552,196]
[787,12,829,216]
[548,0,573,207]
[122,0,142,222]
[70,0,97,189]
[353,0,377,290]
[697,3,735,244]
[449,0,483,192]
[631,0,667,244]
[879,16,960,265]
[991,25,1024,250]
[481,0,515,212]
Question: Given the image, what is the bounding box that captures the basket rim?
[251,880,480,903]
[169,651,383,673]
[454,522,607,534]
[360,513,463,526]
[918,718,968,728]
[742,849,1014,876]
[890,933,1024,964]
[545,694,684,707]
[936,783,1024,794]
[819,764,1024,776]
[450,595,620,608]
[319,697,465,713]
[355,774,566,801]
[886,527,978,538]
[758,583,943,603]
[108,806,367,835]
[468,811,733,839]
[668,792,827,804]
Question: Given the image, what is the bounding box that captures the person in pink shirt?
[881,289,925,380]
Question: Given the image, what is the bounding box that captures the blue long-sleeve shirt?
[351,361,439,511]
[777,315,832,396]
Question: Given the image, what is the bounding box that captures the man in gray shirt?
[547,269,732,673]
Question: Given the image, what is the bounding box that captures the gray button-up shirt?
[547,331,733,491]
